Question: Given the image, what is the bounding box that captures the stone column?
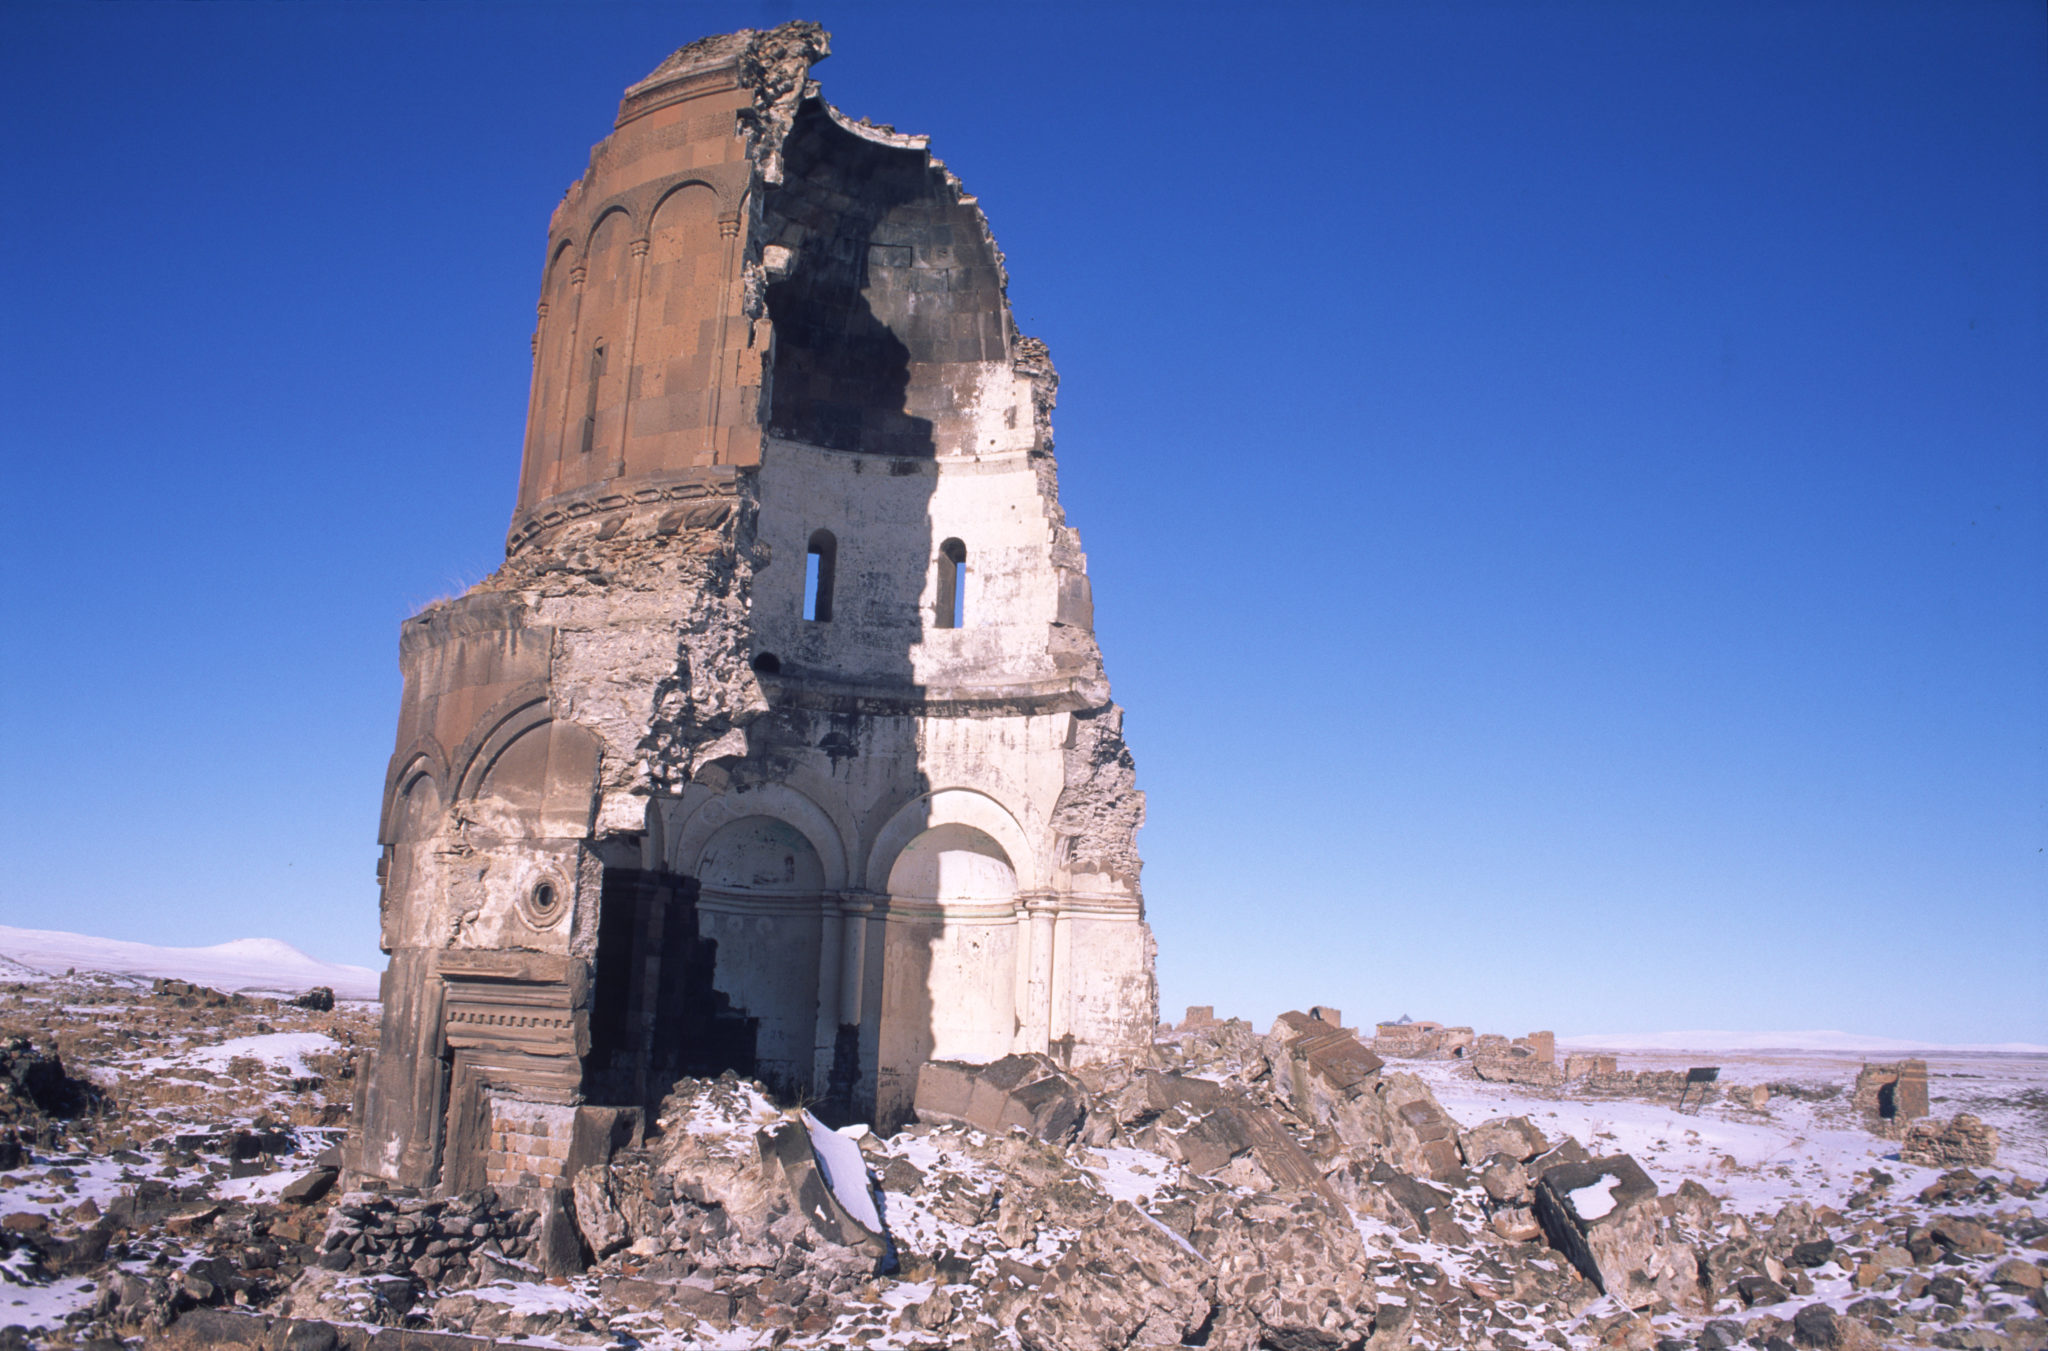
[544,265,587,499]
[517,299,550,506]
[813,897,845,1090]
[838,895,875,1026]
[611,238,650,477]
[1048,902,1073,1048]
[1015,892,1057,1054]
[708,212,742,460]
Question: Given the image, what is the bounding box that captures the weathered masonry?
[348,23,1156,1195]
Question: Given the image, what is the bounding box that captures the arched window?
[935,538,967,629]
[578,340,606,455]
[804,529,836,623]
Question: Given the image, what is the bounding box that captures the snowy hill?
[1558,1029,2048,1055]
[0,925,380,1002]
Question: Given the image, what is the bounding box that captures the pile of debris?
[4,966,2046,1351]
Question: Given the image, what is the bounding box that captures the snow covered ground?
[1559,1029,2048,1055]
[1409,1045,2048,1212]
[0,925,379,1002]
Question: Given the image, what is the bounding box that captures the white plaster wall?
[751,439,1063,687]
[916,916,1019,1062]
[696,899,821,1090]
[1055,914,1157,1058]
[694,815,827,1092]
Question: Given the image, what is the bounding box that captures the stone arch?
[646,178,719,233]
[885,823,1015,907]
[576,203,639,265]
[683,812,832,1102]
[379,770,447,950]
[628,179,725,456]
[670,782,850,892]
[453,693,551,801]
[450,695,600,840]
[696,815,828,897]
[378,737,450,845]
[865,788,1039,894]
[875,816,1023,1106]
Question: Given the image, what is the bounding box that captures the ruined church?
[348,23,1156,1195]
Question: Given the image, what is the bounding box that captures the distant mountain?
[0,925,380,1002]
[1558,1029,2047,1055]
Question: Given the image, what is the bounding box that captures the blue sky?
[2,2,2041,1043]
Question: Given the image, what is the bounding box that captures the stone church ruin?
[348,22,1156,1197]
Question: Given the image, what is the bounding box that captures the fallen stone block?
[1736,1274,1789,1307]
[280,1167,338,1207]
[1261,1011,1388,1155]
[1533,1154,1703,1311]
[1112,1070,1334,1201]
[758,1115,889,1259]
[1461,1115,1550,1165]
[1791,1303,1839,1348]
[1991,1257,2044,1294]
[1384,1078,1465,1182]
[571,1164,629,1259]
[1529,1137,1593,1177]
[1368,1159,1453,1229]
[1928,1216,2002,1256]
[1788,1238,1836,1268]
[1478,1153,1531,1203]
[913,1054,1086,1144]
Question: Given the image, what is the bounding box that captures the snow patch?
[138,1031,339,1079]
[1568,1175,1621,1220]
[469,1279,592,1315]
[1560,1029,2048,1054]
[1078,1146,1179,1207]
[804,1111,882,1233]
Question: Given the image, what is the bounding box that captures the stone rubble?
[1,967,2045,1351]
[1903,1115,2002,1170]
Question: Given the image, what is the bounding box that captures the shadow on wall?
[579,96,1042,1128]
[765,101,939,459]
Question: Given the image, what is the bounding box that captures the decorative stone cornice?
[505,465,744,555]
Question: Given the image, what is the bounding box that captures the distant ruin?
[347,22,1156,1197]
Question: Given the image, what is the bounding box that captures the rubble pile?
[0,965,372,1346]
[1,965,2045,1351]
[1903,1115,2003,1169]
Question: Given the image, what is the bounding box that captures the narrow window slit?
[579,340,606,455]
[936,538,967,629]
[805,529,836,622]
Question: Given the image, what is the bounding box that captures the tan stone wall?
[485,1098,579,1191]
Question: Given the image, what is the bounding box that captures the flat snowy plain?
[0,925,379,1002]
[1414,1045,2048,1213]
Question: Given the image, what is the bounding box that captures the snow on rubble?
[137,1030,342,1082]
[5,944,2046,1351]
[1560,1029,2048,1055]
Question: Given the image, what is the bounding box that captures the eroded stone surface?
[350,21,1158,1203]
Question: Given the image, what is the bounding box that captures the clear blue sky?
[3,2,2041,1044]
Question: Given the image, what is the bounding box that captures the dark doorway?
[584,868,761,1110]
